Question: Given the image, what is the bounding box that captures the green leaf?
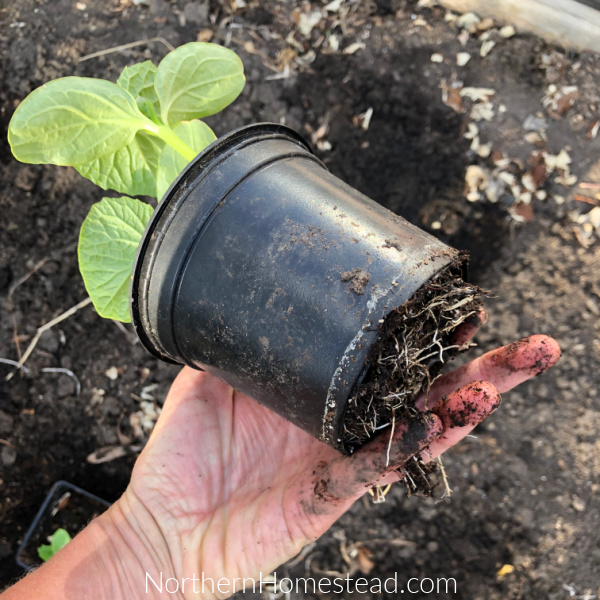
[155,42,245,127]
[156,120,216,200]
[50,528,72,553]
[117,61,161,123]
[75,131,164,197]
[38,528,72,562]
[37,544,54,562]
[8,77,157,166]
[79,197,154,322]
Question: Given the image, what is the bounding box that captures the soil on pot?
[341,259,485,495]
[340,268,371,295]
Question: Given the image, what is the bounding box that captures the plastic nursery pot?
[15,480,110,571]
[131,123,461,453]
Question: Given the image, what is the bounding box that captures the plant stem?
[153,125,197,161]
[141,100,161,126]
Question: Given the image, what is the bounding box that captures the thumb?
[303,411,443,516]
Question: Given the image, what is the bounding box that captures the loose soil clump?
[342,259,485,494]
[340,268,371,295]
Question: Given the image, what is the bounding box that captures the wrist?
[1,490,186,600]
[95,488,186,600]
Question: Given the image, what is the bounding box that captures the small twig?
[574,194,600,206]
[265,64,291,80]
[112,320,139,345]
[0,357,30,374]
[78,37,175,63]
[41,368,81,396]
[8,258,49,358]
[385,412,396,468]
[562,584,597,600]
[356,537,416,547]
[7,258,48,309]
[5,297,92,381]
[339,539,353,567]
[436,456,453,500]
[578,182,600,189]
[229,36,278,72]
[10,314,23,360]
[0,439,16,449]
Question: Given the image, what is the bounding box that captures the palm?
[130,370,342,580]
[128,335,559,594]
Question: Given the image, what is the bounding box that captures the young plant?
[37,528,72,562]
[8,42,245,322]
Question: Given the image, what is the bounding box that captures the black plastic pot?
[131,123,459,452]
[15,481,110,571]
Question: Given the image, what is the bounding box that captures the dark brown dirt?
[1,1,599,598]
[435,382,502,430]
[491,336,562,376]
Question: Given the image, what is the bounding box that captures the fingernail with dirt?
[491,334,561,376]
[433,381,501,430]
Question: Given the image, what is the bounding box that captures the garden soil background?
[1,0,599,598]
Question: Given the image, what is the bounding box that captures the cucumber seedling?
[37,528,72,562]
[8,42,245,322]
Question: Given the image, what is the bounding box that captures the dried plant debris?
[444,8,514,60]
[571,206,600,248]
[341,260,485,495]
[455,12,481,33]
[464,123,491,158]
[499,25,516,39]
[460,106,579,221]
[480,40,495,58]
[431,7,593,230]
[441,80,496,121]
[464,164,489,201]
[352,107,373,131]
[440,78,465,113]
[219,1,377,80]
[543,85,579,119]
[456,52,471,66]
[537,49,570,84]
[306,118,332,151]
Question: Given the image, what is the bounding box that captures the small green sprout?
[8,42,245,322]
[37,528,72,562]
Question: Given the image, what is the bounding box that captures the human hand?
[3,325,559,600]
[99,327,559,599]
